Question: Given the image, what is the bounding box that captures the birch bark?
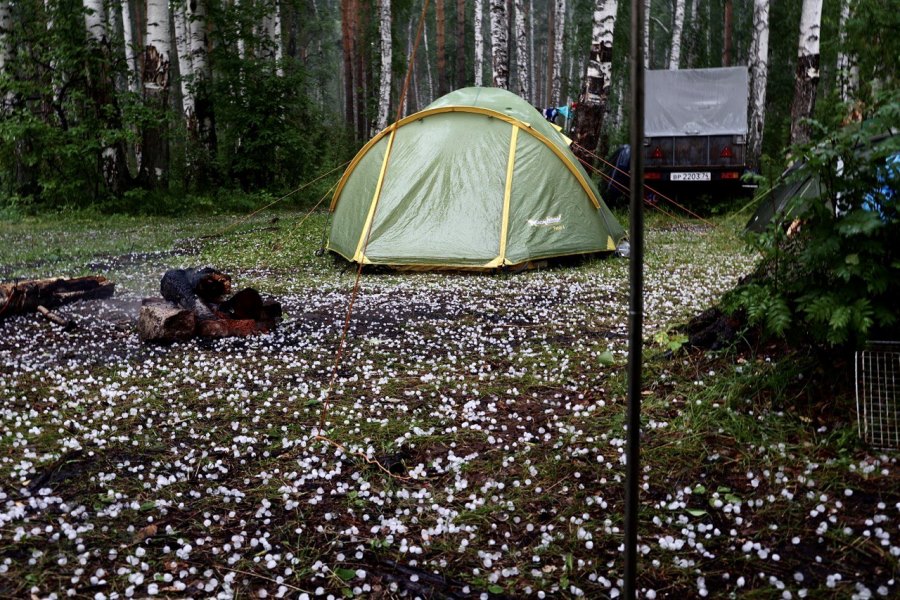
[836,0,857,103]
[514,0,529,100]
[83,0,107,42]
[789,0,823,146]
[474,0,483,85]
[642,0,650,68]
[527,0,534,102]
[668,0,685,69]
[489,0,508,89]
[550,0,565,106]
[376,0,392,130]
[573,0,617,161]
[173,1,195,119]
[747,0,770,167]
[0,0,11,82]
[122,0,141,94]
[140,0,172,185]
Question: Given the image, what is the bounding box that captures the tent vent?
[856,342,900,449]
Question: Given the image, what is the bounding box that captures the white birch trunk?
[789,0,822,146]
[261,2,284,74]
[1,0,12,115]
[550,0,565,105]
[528,0,535,103]
[83,0,107,42]
[747,0,770,167]
[423,21,434,103]
[235,0,247,61]
[142,0,172,182]
[173,2,195,119]
[0,0,10,74]
[584,0,616,104]
[376,0,392,130]
[836,0,857,103]
[642,0,650,69]
[122,0,142,94]
[474,0,484,86]
[489,0,508,89]
[189,0,209,78]
[514,0,529,100]
[668,0,685,69]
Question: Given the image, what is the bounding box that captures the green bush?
[728,93,900,347]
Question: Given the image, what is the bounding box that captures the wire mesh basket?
[856,342,900,449]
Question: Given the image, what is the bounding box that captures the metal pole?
[624,0,645,598]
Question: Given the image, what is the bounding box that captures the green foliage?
[731,95,900,347]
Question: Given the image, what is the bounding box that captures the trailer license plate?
[670,172,711,181]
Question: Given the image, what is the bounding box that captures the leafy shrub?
[728,94,900,347]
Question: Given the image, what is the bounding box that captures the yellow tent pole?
[497,125,519,265]
[353,124,398,262]
[330,105,602,212]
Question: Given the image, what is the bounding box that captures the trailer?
[643,67,750,187]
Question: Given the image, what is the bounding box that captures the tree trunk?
[789,0,823,146]
[489,0,509,89]
[353,0,368,137]
[341,0,355,127]
[376,0,392,130]
[0,277,115,317]
[1,0,12,111]
[122,0,142,94]
[747,0,770,168]
[550,0,565,106]
[435,0,447,95]
[456,0,466,87]
[173,1,195,122]
[573,0,617,163]
[139,0,172,187]
[545,0,555,105]
[527,0,535,103]
[669,0,685,69]
[474,0,484,85]
[684,0,701,68]
[423,20,434,102]
[642,0,650,69]
[836,0,857,104]
[513,0,529,100]
[723,0,733,66]
[83,0,107,42]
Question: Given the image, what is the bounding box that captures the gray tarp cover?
[644,67,749,137]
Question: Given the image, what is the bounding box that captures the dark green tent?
[328,87,625,269]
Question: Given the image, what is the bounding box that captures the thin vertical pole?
[624,0,645,598]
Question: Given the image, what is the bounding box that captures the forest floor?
[0,210,897,599]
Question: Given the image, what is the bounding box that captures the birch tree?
[375,0,391,130]
[83,0,107,43]
[173,2,195,120]
[121,0,141,94]
[1,1,11,101]
[642,0,650,68]
[572,0,617,161]
[789,0,823,146]
[528,0,535,102]
[669,0,685,69]
[747,0,770,167]
[549,0,565,106]
[836,0,857,104]
[489,0,508,89]
[140,0,172,185]
[474,0,483,85]
[260,3,284,75]
[514,0,529,100]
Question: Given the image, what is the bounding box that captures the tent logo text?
[528,215,563,227]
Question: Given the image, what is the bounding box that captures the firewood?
[0,276,114,318]
[36,305,75,330]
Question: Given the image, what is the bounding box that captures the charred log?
[0,276,115,318]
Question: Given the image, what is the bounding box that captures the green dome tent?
[327,87,625,269]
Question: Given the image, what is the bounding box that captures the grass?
[0,208,897,598]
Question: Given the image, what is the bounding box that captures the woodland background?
[0,0,897,215]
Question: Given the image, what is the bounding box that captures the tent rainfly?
[327,87,625,269]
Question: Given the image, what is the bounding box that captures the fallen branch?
[0,276,114,318]
[37,305,76,330]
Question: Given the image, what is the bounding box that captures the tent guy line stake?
[317,0,431,447]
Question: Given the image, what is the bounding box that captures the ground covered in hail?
[0,211,897,599]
